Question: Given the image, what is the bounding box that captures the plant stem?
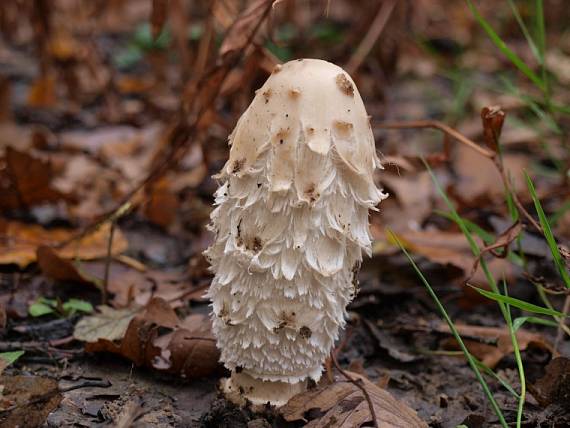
[102,221,116,305]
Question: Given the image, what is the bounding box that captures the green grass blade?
[506,0,541,63]
[525,173,570,288]
[465,0,545,91]
[513,316,559,331]
[535,0,546,61]
[502,281,525,428]
[473,357,520,398]
[435,210,494,244]
[469,285,566,317]
[390,230,508,427]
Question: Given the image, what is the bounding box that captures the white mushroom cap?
[206,58,387,406]
[225,58,381,203]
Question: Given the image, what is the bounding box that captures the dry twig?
[346,0,397,74]
[330,352,378,428]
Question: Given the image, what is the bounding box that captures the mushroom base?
[221,371,307,407]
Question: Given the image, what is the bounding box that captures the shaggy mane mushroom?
[205,58,387,407]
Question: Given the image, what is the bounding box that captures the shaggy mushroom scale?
[205,58,387,406]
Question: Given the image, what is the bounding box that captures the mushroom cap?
[224,58,379,199]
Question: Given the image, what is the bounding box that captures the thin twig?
[376,120,496,158]
[493,158,544,234]
[0,379,111,415]
[102,220,116,305]
[346,0,397,75]
[183,336,216,342]
[330,352,378,428]
[0,336,76,353]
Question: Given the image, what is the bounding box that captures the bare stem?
[330,352,378,428]
[346,0,397,75]
[102,221,116,305]
[376,120,496,159]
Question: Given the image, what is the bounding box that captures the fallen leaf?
[451,144,528,206]
[74,305,138,343]
[391,229,515,287]
[1,147,73,210]
[76,261,194,308]
[281,371,427,427]
[27,74,56,108]
[0,376,61,428]
[530,356,570,408]
[438,323,555,368]
[160,313,219,378]
[380,170,434,232]
[0,221,128,268]
[144,176,179,228]
[363,319,423,363]
[76,298,221,379]
[36,246,95,284]
[219,0,275,58]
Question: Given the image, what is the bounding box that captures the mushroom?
[205,58,387,406]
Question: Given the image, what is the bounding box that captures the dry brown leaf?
[0,376,61,427]
[439,323,555,368]
[1,147,73,210]
[160,313,220,378]
[26,74,56,108]
[36,246,95,284]
[468,221,522,281]
[380,171,434,231]
[281,371,426,427]
[219,0,275,58]
[392,229,515,287]
[76,298,220,379]
[452,144,528,205]
[0,221,128,268]
[75,261,193,308]
[144,176,179,228]
[530,356,570,408]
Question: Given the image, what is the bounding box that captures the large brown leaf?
[281,371,427,427]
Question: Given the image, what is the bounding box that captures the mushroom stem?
[222,371,307,407]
